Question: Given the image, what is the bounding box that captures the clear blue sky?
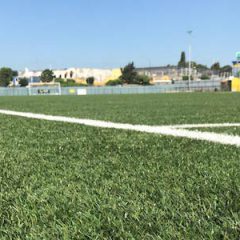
[0,0,239,70]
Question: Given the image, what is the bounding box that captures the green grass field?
[1,92,240,125]
[0,93,240,239]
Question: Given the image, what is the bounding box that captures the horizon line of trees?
[0,52,235,87]
[178,51,232,73]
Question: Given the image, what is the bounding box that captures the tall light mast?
[187,31,193,90]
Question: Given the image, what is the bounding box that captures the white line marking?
[0,109,240,147]
[168,123,240,129]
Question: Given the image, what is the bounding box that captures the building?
[18,68,42,83]
[136,66,212,83]
[231,54,240,92]
[18,67,122,86]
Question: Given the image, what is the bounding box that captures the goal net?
[28,82,61,96]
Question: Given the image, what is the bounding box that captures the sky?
[0,0,239,70]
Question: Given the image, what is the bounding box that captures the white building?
[18,67,121,85]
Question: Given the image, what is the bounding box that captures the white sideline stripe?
[0,109,240,147]
[169,123,240,129]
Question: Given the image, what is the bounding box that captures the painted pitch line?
[0,109,240,147]
[168,123,240,129]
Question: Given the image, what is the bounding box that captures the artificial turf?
[0,93,240,239]
[0,92,240,125]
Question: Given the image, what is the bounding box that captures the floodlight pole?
[187,31,192,91]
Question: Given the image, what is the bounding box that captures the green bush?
[200,75,210,80]
[182,76,193,81]
[19,78,29,87]
[67,79,76,84]
[134,75,151,85]
[106,75,150,86]
[54,78,65,84]
[106,79,123,86]
[55,78,87,87]
[86,77,95,85]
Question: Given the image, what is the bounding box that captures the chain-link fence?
[0,80,222,97]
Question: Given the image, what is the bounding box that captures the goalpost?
[28,82,61,96]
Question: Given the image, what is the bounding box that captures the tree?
[220,65,232,73]
[120,62,138,84]
[12,70,18,77]
[19,78,29,87]
[196,64,209,71]
[0,67,15,87]
[86,77,95,85]
[211,62,220,71]
[178,52,186,68]
[40,69,54,82]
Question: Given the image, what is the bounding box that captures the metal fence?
[0,80,221,97]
